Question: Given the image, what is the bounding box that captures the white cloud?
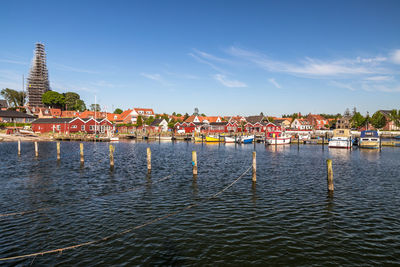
[214,74,247,88]
[140,73,172,86]
[391,49,400,64]
[364,76,393,81]
[330,81,357,91]
[52,63,98,74]
[188,52,227,73]
[362,83,400,93]
[228,47,379,77]
[0,59,28,65]
[268,78,281,88]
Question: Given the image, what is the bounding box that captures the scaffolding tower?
[27,43,50,107]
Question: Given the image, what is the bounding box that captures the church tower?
[27,43,50,107]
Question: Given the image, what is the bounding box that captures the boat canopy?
[267,132,282,137]
[332,129,352,137]
[360,130,379,138]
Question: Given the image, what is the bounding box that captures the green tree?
[371,111,387,129]
[75,99,86,112]
[90,104,101,112]
[64,92,79,110]
[168,118,176,129]
[351,112,365,129]
[145,116,155,125]
[136,115,143,127]
[1,88,26,107]
[389,109,400,128]
[184,113,189,121]
[42,91,65,108]
[172,112,176,116]
[114,108,123,114]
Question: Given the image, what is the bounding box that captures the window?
[71,125,77,129]
[56,125,61,130]
[81,125,85,131]
[89,125,95,130]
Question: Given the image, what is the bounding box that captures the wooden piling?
[297,135,300,149]
[147,147,151,173]
[18,139,21,156]
[109,144,115,168]
[252,151,256,182]
[275,134,277,148]
[57,142,60,160]
[192,151,198,176]
[326,159,334,192]
[34,142,38,157]
[322,136,324,149]
[80,143,84,164]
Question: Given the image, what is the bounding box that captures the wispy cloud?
[228,46,382,77]
[52,63,98,74]
[391,49,400,64]
[163,70,199,80]
[268,78,281,88]
[140,72,172,86]
[189,52,227,73]
[214,74,247,88]
[364,76,393,81]
[330,81,357,91]
[0,58,28,65]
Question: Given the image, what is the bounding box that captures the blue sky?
[1,0,400,116]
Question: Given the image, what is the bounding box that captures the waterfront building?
[0,110,35,123]
[31,117,113,134]
[291,118,313,130]
[336,116,352,129]
[27,43,50,107]
[306,114,329,130]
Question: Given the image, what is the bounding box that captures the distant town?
[0,43,399,136]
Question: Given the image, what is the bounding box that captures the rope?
[0,165,251,262]
[0,174,174,218]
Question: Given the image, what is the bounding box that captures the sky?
[1,0,400,116]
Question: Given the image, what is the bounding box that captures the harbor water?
[0,141,399,265]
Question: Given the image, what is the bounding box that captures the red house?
[32,118,114,134]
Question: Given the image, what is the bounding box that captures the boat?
[359,130,380,149]
[224,136,236,143]
[394,135,400,139]
[110,137,119,142]
[205,136,223,142]
[328,129,353,149]
[158,136,172,141]
[265,132,291,145]
[236,135,254,144]
[194,136,204,142]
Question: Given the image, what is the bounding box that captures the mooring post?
[252,151,256,182]
[192,150,198,176]
[109,144,115,168]
[322,136,324,149]
[57,142,61,160]
[327,159,334,192]
[80,143,84,164]
[147,147,151,173]
[379,135,382,151]
[275,134,277,148]
[34,141,38,157]
[297,135,300,149]
[18,139,21,156]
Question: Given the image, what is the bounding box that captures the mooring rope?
[0,173,174,218]
[0,165,251,262]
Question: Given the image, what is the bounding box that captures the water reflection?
[328,148,351,159]
[359,149,380,161]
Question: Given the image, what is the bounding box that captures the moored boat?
[205,135,223,142]
[359,130,379,149]
[237,135,254,144]
[328,129,353,149]
[265,132,291,145]
[224,136,236,143]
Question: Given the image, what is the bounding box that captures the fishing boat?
[224,136,236,143]
[236,135,254,144]
[265,131,291,145]
[328,129,353,149]
[194,136,203,142]
[359,130,380,149]
[205,135,223,142]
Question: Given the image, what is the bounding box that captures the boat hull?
[266,137,291,145]
[359,141,379,149]
[224,137,235,143]
[205,136,223,142]
[328,140,352,149]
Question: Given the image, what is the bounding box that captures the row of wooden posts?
[16,140,334,192]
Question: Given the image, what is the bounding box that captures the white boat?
[328,129,352,149]
[359,130,379,149]
[224,136,236,143]
[158,136,172,141]
[110,136,119,142]
[266,132,291,145]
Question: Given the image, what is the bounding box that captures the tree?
[184,113,189,120]
[168,118,176,129]
[136,115,143,127]
[42,91,65,108]
[90,104,101,112]
[172,112,176,116]
[389,109,400,128]
[114,108,123,114]
[371,111,387,129]
[351,112,365,129]
[75,99,86,112]
[200,113,206,117]
[1,88,26,107]
[145,116,155,125]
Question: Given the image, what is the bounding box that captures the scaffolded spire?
[27,43,50,107]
